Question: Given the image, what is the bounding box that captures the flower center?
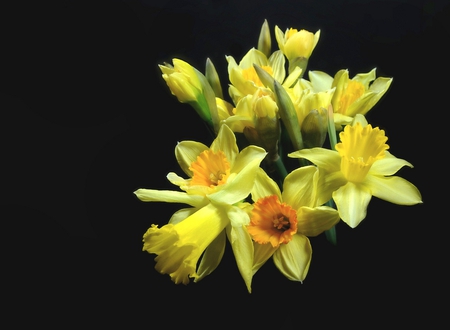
[337,80,364,114]
[335,123,389,182]
[247,195,298,247]
[189,150,231,187]
[242,65,273,87]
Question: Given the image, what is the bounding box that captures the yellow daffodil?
[274,25,320,74]
[159,58,219,132]
[134,124,267,289]
[305,69,393,128]
[289,82,335,133]
[288,115,422,228]
[226,48,302,105]
[246,167,340,282]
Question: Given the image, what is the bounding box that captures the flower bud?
[301,108,328,148]
[257,19,271,58]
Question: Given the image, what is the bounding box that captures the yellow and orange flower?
[246,166,340,282]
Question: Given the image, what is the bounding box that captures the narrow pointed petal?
[168,207,197,225]
[209,146,267,204]
[251,168,281,201]
[226,224,254,293]
[195,230,226,282]
[273,234,312,282]
[288,148,341,172]
[134,189,205,207]
[369,151,414,176]
[210,124,239,164]
[268,50,286,83]
[297,206,340,237]
[282,166,318,209]
[365,175,423,205]
[252,242,277,275]
[333,183,372,228]
[175,141,209,176]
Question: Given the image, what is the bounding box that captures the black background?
[2,0,447,327]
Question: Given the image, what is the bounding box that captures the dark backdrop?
[2,0,447,327]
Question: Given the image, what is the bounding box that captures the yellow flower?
[246,167,340,282]
[274,25,320,74]
[305,69,393,128]
[159,58,217,129]
[226,48,302,105]
[288,82,335,131]
[288,115,422,228]
[275,26,320,61]
[134,124,267,289]
[159,58,203,103]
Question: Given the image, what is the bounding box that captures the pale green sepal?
[226,224,254,293]
[239,48,267,68]
[133,189,206,207]
[352,68,376,87]
[333,182,372,228]
[308,70,334,93]
[365,175,423,205]
[194,230,226,282]
[273,234,312,282]
[297,206,340,237]
[252,242,277,275]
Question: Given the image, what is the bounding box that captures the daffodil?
[305,69,393,128]
[159,58,219,132]
[134,124,267,289]
[226,48,302,105]
[246,166,340,282]
[274,25,320,74]
[288,115,422,228]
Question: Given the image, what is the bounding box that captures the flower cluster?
[134,20,422,292]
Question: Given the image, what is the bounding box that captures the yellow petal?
[208,145,267,204]
[251,167,281,202]
[252,242,277,275]
[332,182,372,228]
[175,141,209,177]
[134,188,205,207]
[370,151,413,176]
[195,230,226,282]
[273,234,312,282]
[289,148,341,172]
[296,206,340,237]
[226,224,254,293]
[282,166,318,209]
[365,175,423,205]
[142,203,228,284]
[210,124,239,165]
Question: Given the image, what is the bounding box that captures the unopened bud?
[301,108,328,148]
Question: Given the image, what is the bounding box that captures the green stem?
[325,105,338,245]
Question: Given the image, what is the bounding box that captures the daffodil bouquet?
[134,20,422,292]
